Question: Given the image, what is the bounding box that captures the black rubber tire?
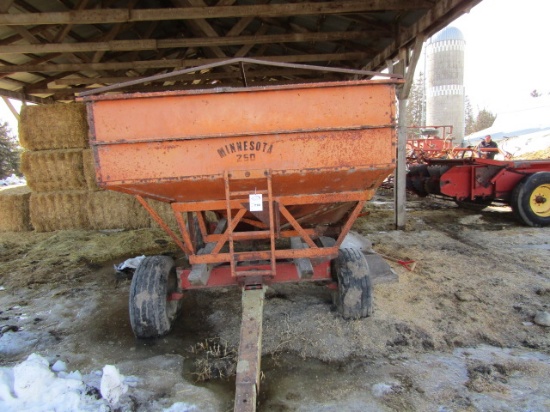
[511,172,550,227]
[332,248,373,320]
[407,164,430,197]
[455,198,493,211]
[129,255,182,338]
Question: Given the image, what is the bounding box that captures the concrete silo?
[426,26,465,145]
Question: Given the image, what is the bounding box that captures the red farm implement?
[407,157,550,227]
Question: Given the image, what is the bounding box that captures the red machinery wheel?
[129,255,182,338]
[332,248,373,320]
[511,172,550,227]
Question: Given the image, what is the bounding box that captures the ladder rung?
[230,189,269,197]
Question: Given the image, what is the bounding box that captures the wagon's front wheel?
[129,255,182,338]
[332,248,373,320]
[511,172,550,227]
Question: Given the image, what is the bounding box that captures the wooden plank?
[2,96,19,120]
[0,88,51,104]
[0,52,367,73]
[0,0,15,13]
[173,0,232,65]
[52,67,320,85]
[0,31,370,55]
[290,237,314,279]
[364,0,482,72]
[395,96,407,229]
[401,36,424,99]
[234,287,265,412]
[53,0,91,43]
[0,26,51,46]
[0,1,432,25]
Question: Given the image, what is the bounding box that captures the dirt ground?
[1,190,549,411]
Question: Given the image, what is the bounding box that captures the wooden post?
[2,97,20,121]
[394,36,424,230]
[234,287,266,412]
[395,97,408,229]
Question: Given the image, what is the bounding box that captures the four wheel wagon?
[80,59,402,410]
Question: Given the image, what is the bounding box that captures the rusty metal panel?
[93,128,393,183]
[86,80,397,206]
[88,81,396,143]
[85,80,398,262]
[103,168,388,203]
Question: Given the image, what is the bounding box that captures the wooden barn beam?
[0,88,51,104]
[0,25,54,46]
[364,0,482,72]
[394,37,424,230]
[52,67,320,86]
[2,96,19,120]
[0,1,432,25]
[233,24,268,58]
[0,51,367,73]
[173,0,236,62]
[53,0,90,43]
[0,1,15,13]
[0,30,369,55]
[29,75,344,99]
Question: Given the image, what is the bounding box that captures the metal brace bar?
[278,203,317,248]
[135,195,190,255]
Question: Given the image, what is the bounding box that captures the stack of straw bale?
[18,102,166,232]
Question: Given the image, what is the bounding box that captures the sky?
[450,0,550,114]
[0,0,549,135]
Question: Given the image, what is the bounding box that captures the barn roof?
[0,0,483,103]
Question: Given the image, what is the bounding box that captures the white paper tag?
[249,193,263,211]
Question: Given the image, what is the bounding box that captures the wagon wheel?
[455,197,493,211]
[511,172,550,227]
[129,255,182,338]
[332,248,373,320]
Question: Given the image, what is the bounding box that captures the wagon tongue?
[234,285,266,412]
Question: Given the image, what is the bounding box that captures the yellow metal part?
[530,183,550,217]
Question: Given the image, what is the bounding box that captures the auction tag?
[249,193,263,211]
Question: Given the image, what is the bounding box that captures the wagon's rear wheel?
[332,248,373,320]
[511,172,550,227]
[129,255,182,338]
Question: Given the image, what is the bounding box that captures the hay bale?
[147,199,180,233]
[21,149,87,192]
[0,185,32,232]
[82,149,99,190]
[87,190,151,230]
[30,191,90,232]
[19,103,89,150]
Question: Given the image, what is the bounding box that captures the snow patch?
[0,174,26,187]
[0,353,204,412]
[371,382,395,397]
[100,365,128,407]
